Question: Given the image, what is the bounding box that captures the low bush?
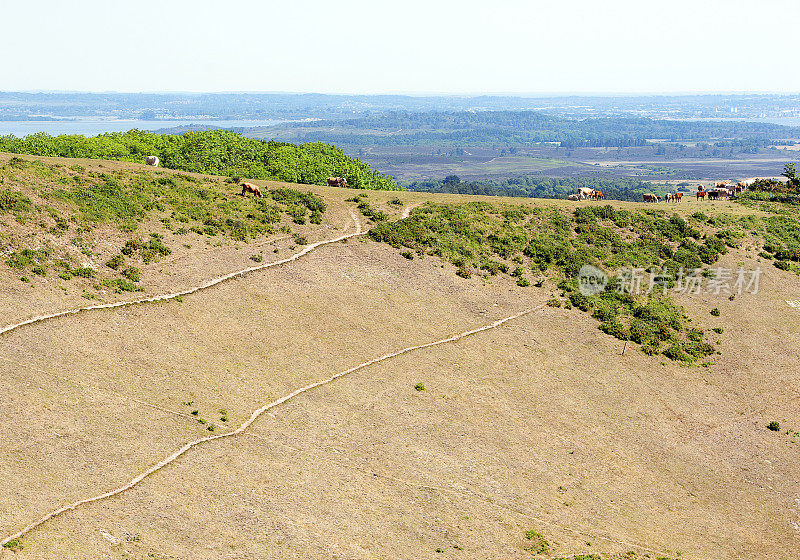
[106,254,125,270]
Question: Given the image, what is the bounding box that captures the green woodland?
[0,130,401,191]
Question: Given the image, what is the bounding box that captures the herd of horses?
[568,179,755,204]
[567,187,605,201]
[142,152,757,207]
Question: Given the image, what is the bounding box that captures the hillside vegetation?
[0,129,401,190]
[369,199,800,361]
[0,157,330,294]
[2,154,800,559]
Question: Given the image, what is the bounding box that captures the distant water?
[0,119,285,137]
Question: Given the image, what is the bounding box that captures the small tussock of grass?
[2,538,23,552]
[523,530,550,555]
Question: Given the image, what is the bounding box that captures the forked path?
[0,209,364,338]
[1,306,542,548]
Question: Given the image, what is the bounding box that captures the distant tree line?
[270,111,800,148]
[405,175,670,201]
[0,130,401,190]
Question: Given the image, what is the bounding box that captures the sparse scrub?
[106,254,125,270]
[523,530,550,555]
[121,266,140,282]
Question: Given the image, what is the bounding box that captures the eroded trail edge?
[0,210,364,338]
[1,305,540,547]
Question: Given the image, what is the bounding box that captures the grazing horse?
[567,194,580,201]
[665,193,673,202]
[577,187,594,200]
[673,192,683,202]
[591,190,604,201]
[327,177,347,187]
[145,155,159,167]
[643,193,658,203]
[708,190,719,200]
[241,182,263,198]
[696,186,707,201]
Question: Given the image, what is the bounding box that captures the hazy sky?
[3,0,799,94]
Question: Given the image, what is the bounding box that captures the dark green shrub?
[456,264,472,278]
[767,421,780,431]
[710,308,720,317]
[73,267,96,278]
[122,267,140,282]
[106,254,125,270]
[523,531,549,555]
[0,189,34,214]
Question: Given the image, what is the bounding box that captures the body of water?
[0,119,285,137]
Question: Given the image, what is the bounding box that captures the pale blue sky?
[3,0,798,94]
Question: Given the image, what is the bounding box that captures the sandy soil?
[1,156,799,559]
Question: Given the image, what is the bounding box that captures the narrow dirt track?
[1,306,542,548]
[0,209,364,338]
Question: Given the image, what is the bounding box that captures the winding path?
[0,210,363,338]
[1,306,541,547]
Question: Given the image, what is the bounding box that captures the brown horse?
[591,190,604,201]
[241,182,263,198]
[327,177,347,187]
[696,190,706,201]
[673,192,683,202]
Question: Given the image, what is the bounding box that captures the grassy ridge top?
[0,129,402,191]
[0,156,333,295]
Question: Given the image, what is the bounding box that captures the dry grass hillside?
[1,152,799,560]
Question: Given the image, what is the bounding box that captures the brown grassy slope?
[1,154,799,560]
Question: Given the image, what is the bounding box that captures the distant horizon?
[4,90,800,98]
